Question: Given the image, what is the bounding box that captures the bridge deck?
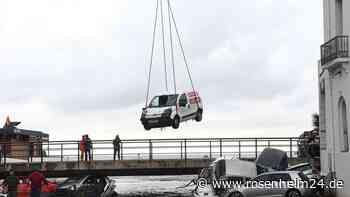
[1,159,210,178]
[0,137,302,178]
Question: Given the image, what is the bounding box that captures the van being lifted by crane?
[141,91,203,130]
[141,0,203,130]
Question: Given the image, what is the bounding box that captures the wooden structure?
[0,126,49,159]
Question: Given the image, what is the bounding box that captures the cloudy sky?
[0,0,323,140]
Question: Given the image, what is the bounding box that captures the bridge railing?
[0,137,299,165]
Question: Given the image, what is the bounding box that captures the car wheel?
[286,189,301,197]
[230,192,243,197]
[144,125,151,131]
[195,110,203,122]
[172,116,180,129]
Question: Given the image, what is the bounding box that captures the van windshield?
[149,94,178,108]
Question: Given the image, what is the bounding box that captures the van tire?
[144,125,151,131]
[172,116,180,129]
[195,110,203,122]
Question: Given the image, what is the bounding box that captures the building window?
[338,97,348,152]
[335,0,343,35]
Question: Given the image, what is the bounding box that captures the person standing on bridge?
[113,135,121,160]
[85,135,92,161]
[79,135,85,161]
[28,170,48,197]
[2,169,18,197]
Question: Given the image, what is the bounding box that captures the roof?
[0,127,49,138]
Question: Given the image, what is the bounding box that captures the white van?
[140,91,203,130]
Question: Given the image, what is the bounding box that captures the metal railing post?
[91,145,94,161]
[238,140,241,159]
[121,142,123,160]
[180,141,183,160]
[255,138,258,159]
[149,140,153,160]
[47,142,50,157]
[289,138,293,158]
[61,144,63,162]
[219,139,223,157]
[268,140,271,148]
[184,139,187,160]
[209,141,212,160]
[40,142,43,164]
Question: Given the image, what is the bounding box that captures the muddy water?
[113,175,197,197]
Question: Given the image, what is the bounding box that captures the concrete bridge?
[0,159,210,178]
[0,137,301,178]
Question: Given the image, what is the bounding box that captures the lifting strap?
[145,0,198,107]
[145,0,159,107]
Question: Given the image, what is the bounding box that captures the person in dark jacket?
[2,169,18,197]
[84,135,92,161]
[113,135,121,160]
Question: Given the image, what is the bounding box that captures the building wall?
[343,0,350,36]
[320,63,350,196]
[320,1,350,196]
[323,0,350,39]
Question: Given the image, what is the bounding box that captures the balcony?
[321,35,349,66]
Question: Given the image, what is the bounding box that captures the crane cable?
[160,0,168,92]
[167,0,176,95]
[168,0,198,105]
[145,0,159,107]
[145,0,198,107]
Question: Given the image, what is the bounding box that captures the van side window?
[150,97,159,107]
[180,94,187,104]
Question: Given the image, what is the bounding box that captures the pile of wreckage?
[190,147,324,197]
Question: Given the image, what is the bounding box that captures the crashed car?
[288,163,314,178]
[225,171,313,197]
[141,91,203,130]
[55,175,117,197]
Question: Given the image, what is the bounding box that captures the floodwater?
[113,175,197,197]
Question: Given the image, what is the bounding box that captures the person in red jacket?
[28,170,47,197]
[79,135,86,161]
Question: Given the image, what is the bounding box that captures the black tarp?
[256,148,288,175]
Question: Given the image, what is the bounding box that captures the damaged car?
[54,175,117,197]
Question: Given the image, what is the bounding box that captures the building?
[0,116,49,159]
[319,0,350,196]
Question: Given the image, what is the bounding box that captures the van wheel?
[144,125,151,131]
[172,116,180,129]
[195,110,203,122]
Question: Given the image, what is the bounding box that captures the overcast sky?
[0,0,323,140]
